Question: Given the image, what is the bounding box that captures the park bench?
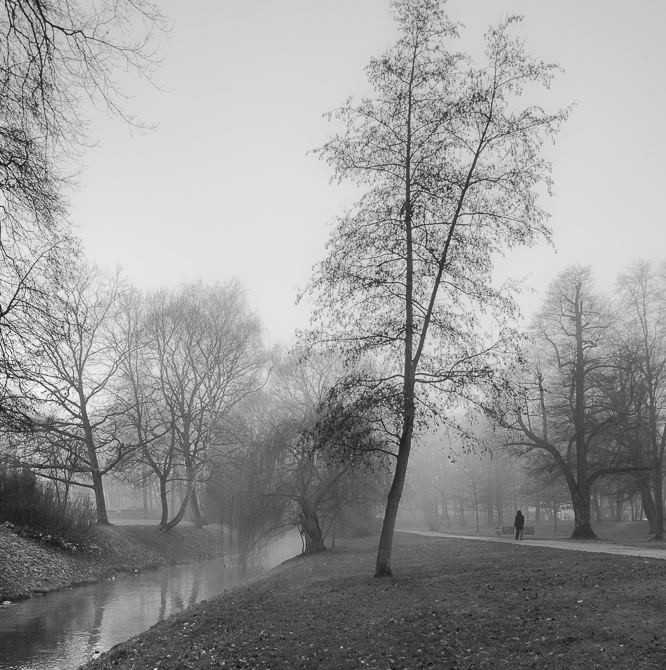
[495,525,534,536]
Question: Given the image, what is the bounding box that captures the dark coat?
[514,512,525,530]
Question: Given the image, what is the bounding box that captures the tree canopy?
[306,0,568,576]
[0,0,166,429]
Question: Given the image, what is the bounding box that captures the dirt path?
[399,528,666,560]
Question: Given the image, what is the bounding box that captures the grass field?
[81,527,666,670]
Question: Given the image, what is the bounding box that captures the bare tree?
[1,0,167,225]
[0,1,167,429]
[306,0,568,576]
[504,266,647,538]
[16,264,130,523]
[216,352,388,559]
[137,281,266,531]
[112,289,177,529]
[0,0,167,293]
[615,260,666,539]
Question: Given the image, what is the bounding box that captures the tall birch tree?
[307,0,567,576]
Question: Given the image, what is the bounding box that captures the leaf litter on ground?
[81,532,666,670]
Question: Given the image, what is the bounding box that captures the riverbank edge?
[0,522,224,602]
[81,531,666,670]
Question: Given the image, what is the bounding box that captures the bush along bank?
[0,522,223,602]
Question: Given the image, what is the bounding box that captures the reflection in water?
[0,533,302,670]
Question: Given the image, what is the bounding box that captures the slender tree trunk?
[592,489,602,524]
[569,289,596,539]
[430,502,438,531]
[375,424,413,577]
[458,497,468,526]
[374,54,417,579]
[189,488,204,528]
[652,458,664,539]
[441,492,451,528]
[82,404,110,525]
[91,470,110,525]
[615,499,623,522]
[163,479,196,532]
[642,319,664,539]
[157,476,169,530]
[181,432,203,528]
[641,479,657,533]
[553,501,558,531]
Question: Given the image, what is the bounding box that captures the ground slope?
[81,532,666,670]
[0,522,222,601]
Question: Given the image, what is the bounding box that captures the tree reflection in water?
[1,558,257,669]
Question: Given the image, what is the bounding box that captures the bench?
[495,525,534,536]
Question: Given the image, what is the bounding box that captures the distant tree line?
[406,426,647,534]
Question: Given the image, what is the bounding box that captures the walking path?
[398,528,666,561]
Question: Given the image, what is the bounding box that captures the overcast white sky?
[69,1,666,344]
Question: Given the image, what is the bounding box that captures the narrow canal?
[0,534,302,670]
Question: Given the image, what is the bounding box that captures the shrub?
[0,465,96,546]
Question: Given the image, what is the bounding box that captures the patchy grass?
[81,532,666,670]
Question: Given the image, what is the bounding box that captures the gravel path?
[400,528,666,560]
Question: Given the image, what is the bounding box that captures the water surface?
[0,534,301,670]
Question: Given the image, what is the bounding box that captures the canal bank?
[0,522,224,602]
[80,533,666,670]
[0,528,303,670]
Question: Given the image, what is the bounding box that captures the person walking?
[514,510,525,540]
